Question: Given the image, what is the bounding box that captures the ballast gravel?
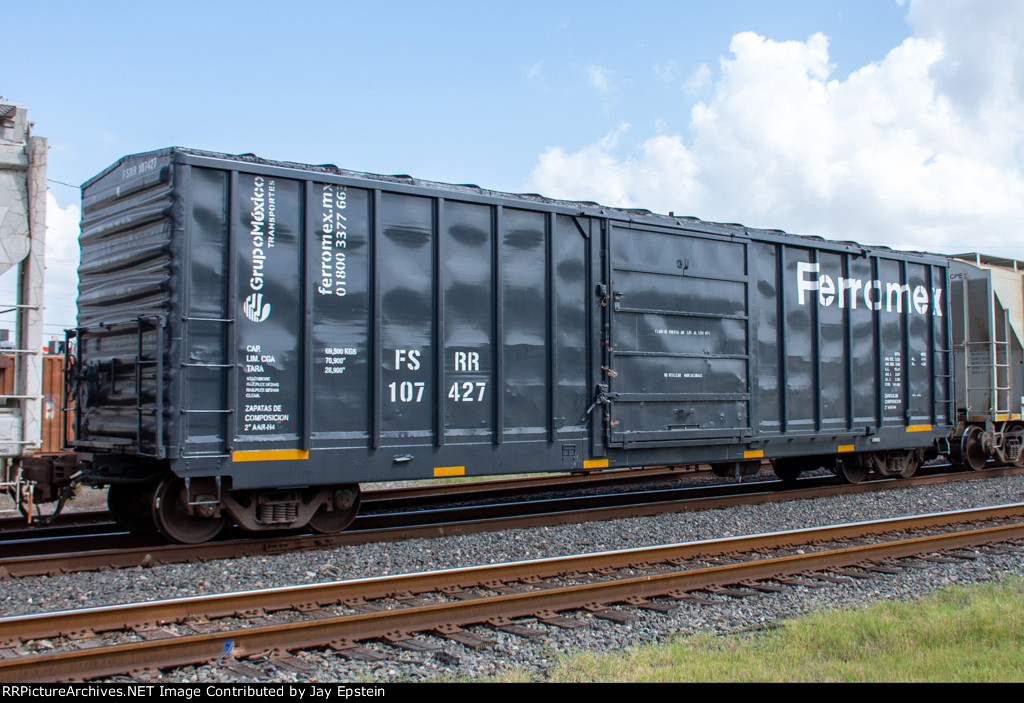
[5,472,1024,682]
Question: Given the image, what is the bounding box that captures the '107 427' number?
[448,381,486,402]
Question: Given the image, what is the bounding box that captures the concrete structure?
[0,100,47,506]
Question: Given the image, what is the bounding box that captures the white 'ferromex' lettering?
[796,261,942,316]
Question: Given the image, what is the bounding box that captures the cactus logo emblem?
[243,293,270,322]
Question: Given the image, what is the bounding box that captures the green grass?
[498,576,1024,683]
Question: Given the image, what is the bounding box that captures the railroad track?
[2,503,1022,682]
[3,465,1020,579]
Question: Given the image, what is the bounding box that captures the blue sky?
[4,0,1024,333]
[13,1,911,194]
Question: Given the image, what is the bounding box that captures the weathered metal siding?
[0,355,67,453]
[748,242,950,443]
[603,223,950,459]
[606,223,750,446]
[72,147,953,490]
[75,149,594,487]
[949,255,1024,423]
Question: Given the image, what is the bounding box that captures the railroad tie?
[894,559,932,570]
[248,649,316,673]
[328,638,387,662]
[431,624,495,651]
[948,550,982,560]
[621,595,675,613]
[482,579,531,594]
[235,607,271,621]
[664,589,717,605]
[775,575,827,588]
[738,580,787,593]
[295,602,334,619]
[808,573,854,585]
[534,609,587,629]
[561,570,604,584]
[131,622,177,640]
[858,562,904,575]
[64,628,99,642]
[392,591,431,607]
[182,615,218,633]
[440,585,477,600]
[382,630,443,652]
[344,596,385,612]
[216,659,264,678]
[702,585,755,599]
[580,603,635,624]
[486,616,544,639]
[827,567,876,579]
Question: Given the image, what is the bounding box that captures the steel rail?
[2,467,1021,579]
[1,502,1022,683]
[3,514,1023,681]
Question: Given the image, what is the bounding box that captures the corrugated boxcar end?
[48,146,973,542]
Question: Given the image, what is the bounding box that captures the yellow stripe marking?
[905,425,933,433]
[232,449,310,462]
[996,415,1008,422]
[434,466,465,477]
[838,444,855,453]
[583,459,609,469]
[744,450,764,459]
[1014,415,1021,421]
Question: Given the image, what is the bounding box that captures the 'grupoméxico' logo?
[244,176,270,323]
[243,293,270,322]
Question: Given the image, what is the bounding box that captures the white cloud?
[530,2,1024,261]
[41,192,80,333]
[532,124,638,205]
[585,64,614,98]
[683,63,712,95]
[654,59,678,84]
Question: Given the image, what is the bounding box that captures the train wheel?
[152,476,226,544]
[771,458,803,482]
[898,454,920,478]
[308,486,361,534]
[107,481,158,535]
[961,426,988,471]
[836,457,868,484]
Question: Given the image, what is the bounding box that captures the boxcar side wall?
[600,222,951,468]
[73,148,953,490]
[752,239,951,451]
[172,152,595,488]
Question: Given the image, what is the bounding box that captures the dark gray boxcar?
[71,148,952,526]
